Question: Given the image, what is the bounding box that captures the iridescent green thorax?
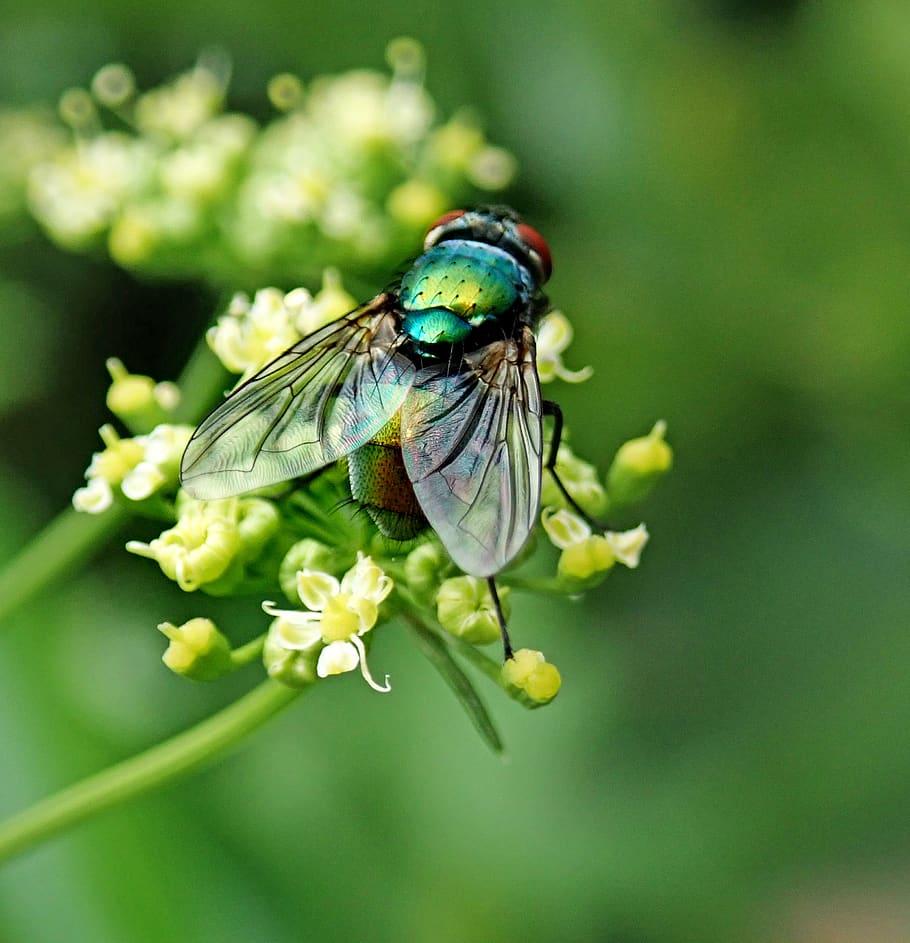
[399,240,534,345]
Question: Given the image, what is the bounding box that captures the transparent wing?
[181,294,415,499]
[401,326,542,577]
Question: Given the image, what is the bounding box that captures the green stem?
[0,339,227,627]
[0,506,129,625]
[0,679,302,865]
[230,633,266,668]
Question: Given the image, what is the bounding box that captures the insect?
[180,206,595,660]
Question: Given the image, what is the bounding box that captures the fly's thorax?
[399,240,535,345]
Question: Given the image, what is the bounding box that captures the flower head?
[436,576,510,645]
[542,508,649,583]
[158,617,233,681]
[263,553,394,692]
[607,420,673,507]
[502,649,562,706]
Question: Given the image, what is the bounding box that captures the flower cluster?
[69,277,671,739]
[13,41,515,288]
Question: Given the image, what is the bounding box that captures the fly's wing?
[400,326,542,577]
[181,294,415,499]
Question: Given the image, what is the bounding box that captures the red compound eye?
[426,209,466,234]
[516,222,552,280]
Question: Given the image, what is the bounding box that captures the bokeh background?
[2,1,909,941]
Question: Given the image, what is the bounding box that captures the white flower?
[536,311,593,384]
[72,476,114,514]
[207,287,302,378]
[605,524,649,569]
[119,423,192,501]
[263,553,394,692]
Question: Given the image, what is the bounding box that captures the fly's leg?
[487,577,513,662]
[542,400,610,531]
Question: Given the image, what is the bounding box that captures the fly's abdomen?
[348,411,426,541]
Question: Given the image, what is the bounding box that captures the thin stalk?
[0,506,129,624]
[0,679,302,865]
[0,339,227,627]
[230,634,266,669]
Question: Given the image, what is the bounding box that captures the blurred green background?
[2,1,910,941]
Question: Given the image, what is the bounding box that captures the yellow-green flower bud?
[87,424,145,485]
[387,180,447,229]
[279,539,346,602]
[542,508,615,586]
[158,618,233,681]
[557,536,615,582]
[236,498,280,561]
[126,498,241,591]
[263,618,318,688]
[267,73,304,112]
[436,576,510,645]
[541,443,608,517]
[607,420,673,507]
[307,269,357,331]
[404,540,447,597]
[91,64,136,108]
[501,648,561,707]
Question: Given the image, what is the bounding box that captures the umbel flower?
[10,41,516,288]
[263,554,394,692]
[0,47,679,866]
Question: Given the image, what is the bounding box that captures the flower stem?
[0,340,227,628]
[0,679,302,865]
[230,633,266,668]
[0,505,129,625]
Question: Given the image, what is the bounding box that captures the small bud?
[468,146,517,191]
[236,498,281,561]
[279,539,347,602]
[607,420,673,507]
[404,541,447,597]
[58,88,97,130]
[501,649,561,707]
[263,618,319,688]
[158,618,233,681]
[86,424,145,486]
[126,498,241,591]
[387,180,448,229]
[386,37,426,78]
[541,442,608,517]
[304,269,356,334]
[542,508,615,584]
[267,73,304,111]
[91,64,136,108]
[105,358,179,433]
[557,536,615,582]
[436,576,510,645]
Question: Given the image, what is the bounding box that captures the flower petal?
[605,524,649,568]
[272,616,323,651]
[316,640,360,677]
[296,569,339,611]
[340,553,393,604]
[541,507,591,549]
[262,599,322,627]
[351,634,391,693]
